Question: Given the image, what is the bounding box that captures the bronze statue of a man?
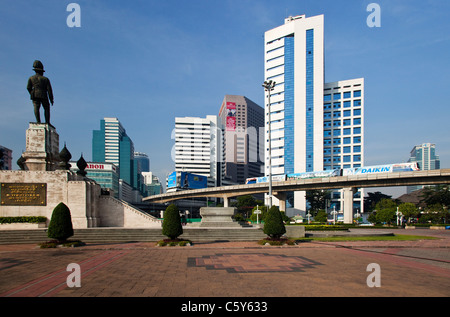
[27,60,54,128]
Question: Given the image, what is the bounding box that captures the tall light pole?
[262,80,276,207]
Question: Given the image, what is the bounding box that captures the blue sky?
[1,0,449,197]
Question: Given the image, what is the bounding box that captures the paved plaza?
[0,229,448,305]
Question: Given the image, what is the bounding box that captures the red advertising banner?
[226,102,236,131]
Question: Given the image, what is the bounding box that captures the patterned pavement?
[0,229,448,302]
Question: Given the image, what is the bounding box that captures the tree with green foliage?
[314,210,328,223]
[47,202,74,242]
[263,206,286,239]
[162,204,183,240]
[232,195,263,218]
[367,212,377,224]
[421,203,449,224]
[374,198,397,224]
[305,190,330,216]
[364,191,392,213]
[249,205,268,223]
[398,202,418,224]
[421,185,450,208]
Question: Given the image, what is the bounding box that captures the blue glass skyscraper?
[92,117,135,189]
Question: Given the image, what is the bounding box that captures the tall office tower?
[323,79,365,213]
[134,152,149,194]
[264,15,365,216]
[0,146,13,170]
[173,116,224,187]
[142,172,163,196]
[92,117,135,187]
[218,95,265,184]
[134,152,150,173]
[69,161,120,197]
[407,143,440,193]
[264,14,325,212]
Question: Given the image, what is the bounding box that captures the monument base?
[22,123,59,171]
[198,207,242,228]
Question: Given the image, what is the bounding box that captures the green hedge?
[301,225,348,231]
[0,216,47,224]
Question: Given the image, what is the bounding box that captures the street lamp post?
[262,80,276,207]
[331,206,337,224]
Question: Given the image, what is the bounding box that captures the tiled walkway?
[0,229,448,299]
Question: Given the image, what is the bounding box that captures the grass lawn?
[295,234,439,242]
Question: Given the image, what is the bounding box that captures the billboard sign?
[287,169,340,180]
[167,172,207,189]
[167,171,177,188]
[226,102,236,131]
[180,172,207,189]
[342,162,419,176]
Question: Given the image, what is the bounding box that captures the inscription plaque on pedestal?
[1,183,47,206]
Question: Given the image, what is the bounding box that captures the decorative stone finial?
[76,154,87,176]
[58,143,72,170]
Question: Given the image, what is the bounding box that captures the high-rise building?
[407,143,440,193]
[92,117,137,196]
[323,79,365,213]
[218,95,265,184]
[142,172,163,196]
[264,15,324,213]
[264,15,365,215]
[173,115,224,187]
[0,146,13,170]
[134,152,150,173]
[69,161,119,197]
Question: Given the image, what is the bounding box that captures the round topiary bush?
[162,204,183,240]
[263,205,286,239]
[47,202,74,242]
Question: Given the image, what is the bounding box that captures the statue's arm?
[47,79,54,104]
[26,78,32,94]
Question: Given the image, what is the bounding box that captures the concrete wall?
[0,170,69,221]
[98,196,161,228]
[0,170,161,229]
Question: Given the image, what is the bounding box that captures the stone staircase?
[0,227,267,244]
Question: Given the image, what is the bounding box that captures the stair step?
[0,228,266,244]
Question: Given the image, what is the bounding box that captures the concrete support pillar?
[223,196,229,208]
[274,192,287,212]
[343,187,356,224]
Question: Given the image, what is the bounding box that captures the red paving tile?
[0,229,448,299]
[1,250,131,297]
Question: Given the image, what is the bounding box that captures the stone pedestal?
[198,207,241,227]
[22,123,59,171]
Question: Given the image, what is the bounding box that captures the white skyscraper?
[173,115,224,187]
[103,117,125,166]
[264,15,365,216]
[264,15,325,212]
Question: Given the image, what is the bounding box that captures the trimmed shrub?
[47,202,74,242]
[263,206,286,239]
[162,204,183,240]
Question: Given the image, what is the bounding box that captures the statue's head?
[32,60,45,73]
